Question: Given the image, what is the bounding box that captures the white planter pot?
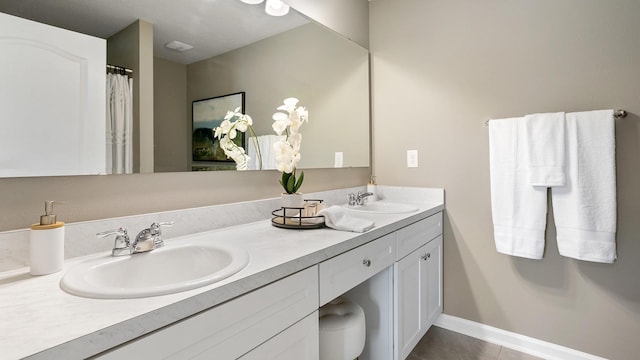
[281,193,304,209]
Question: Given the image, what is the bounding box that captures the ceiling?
[0,0,309,64]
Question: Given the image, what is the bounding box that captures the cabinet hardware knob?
[422,253,431,260]
[427,253,431,259]
[362,259,372,267]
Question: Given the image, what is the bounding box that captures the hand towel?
[489,117,548,259]
[247,135,286,170]
[522,112,566,186]
[318,206,375,233]
[551,110,617,263]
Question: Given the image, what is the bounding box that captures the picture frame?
[192,91,245,162]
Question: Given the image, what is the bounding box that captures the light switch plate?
[407,150,418,168]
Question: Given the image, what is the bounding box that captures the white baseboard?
[434,314,607,360]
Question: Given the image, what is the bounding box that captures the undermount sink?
[343,201,419,214]
[60,236,250,299]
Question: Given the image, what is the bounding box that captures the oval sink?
[343,201,419,214]
[60,238,249,299]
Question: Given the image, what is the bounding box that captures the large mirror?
[0,0,370,176]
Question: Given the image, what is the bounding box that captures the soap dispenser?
[30,201,65,276]
[367,175,378,202]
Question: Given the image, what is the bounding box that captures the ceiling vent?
[165,41,194,52]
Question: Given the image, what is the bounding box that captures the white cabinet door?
[0,12,106,177]
[425,235,443,326]
[394,243,427,360]
[239,312,319,360]
[394,235,443,360]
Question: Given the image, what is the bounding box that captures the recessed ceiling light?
[240,0,264,4]
[165,41,194,52]
[265,0,289,16]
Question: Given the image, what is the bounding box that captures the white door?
[0,12,106,177]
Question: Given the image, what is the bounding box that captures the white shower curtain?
[106,73,133,174]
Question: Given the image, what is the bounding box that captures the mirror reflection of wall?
[0,1,370,178]
[154,22,370,173]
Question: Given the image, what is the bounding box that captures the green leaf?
[294,171,304,193]
[280,172,290,192]
[286,173,296,193]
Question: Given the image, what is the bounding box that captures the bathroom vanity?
[0,187,443,359]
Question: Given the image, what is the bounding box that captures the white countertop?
[0,202,443,359]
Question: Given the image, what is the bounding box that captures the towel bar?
[483,109,627,127]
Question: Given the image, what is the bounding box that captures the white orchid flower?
[273,140,297,173]
[272,113,290,135]
[288,133,302,151]
[211,107,259,171]
[271,98,308,193]
[243,114,253,126]
[271,97,309,176]
[220,119,232,133]
[296,106,308,123]
[283,97,299,108]
[213,127,222,139]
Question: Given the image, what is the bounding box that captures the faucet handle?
[150,222,174,233]
[97,227,131,256]
[96,227,128,238]
[149,221,174,247]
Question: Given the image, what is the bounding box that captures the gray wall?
[370,0,640,358]
[187,22,370,170]
[154,57,188,173]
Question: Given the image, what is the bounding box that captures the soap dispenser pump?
[30,201,65,276]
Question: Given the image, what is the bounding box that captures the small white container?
[29,201,65,276]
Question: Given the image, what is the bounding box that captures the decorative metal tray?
[271,199,326,229]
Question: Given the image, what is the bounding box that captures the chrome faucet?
[347,191,374,206]
[97,222,174,256]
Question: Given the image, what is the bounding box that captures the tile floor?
[408,326,544,360]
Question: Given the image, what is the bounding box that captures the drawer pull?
[421,253,430,260]
[362,259,372,267]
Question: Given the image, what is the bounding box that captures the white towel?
[522,112,566,186]
[318,206,375,233]
[551,110,617,263]
[489,117,548,259]
[247,135,285,170]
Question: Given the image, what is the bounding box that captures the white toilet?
[319,297,366,360]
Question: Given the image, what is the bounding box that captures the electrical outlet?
[407,150,418,168]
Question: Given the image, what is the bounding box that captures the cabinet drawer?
[97,266,319,360]
[396,212,442,260]
[319,233,396,306]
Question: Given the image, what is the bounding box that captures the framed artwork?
[192,91,245,162]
